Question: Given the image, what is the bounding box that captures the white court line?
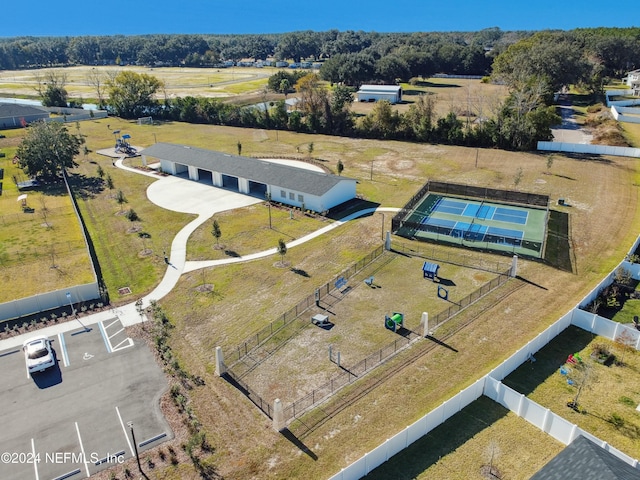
[31,438,39,480]
[115,406,135,457]
[74,422,90,477]
[57,333,70,367]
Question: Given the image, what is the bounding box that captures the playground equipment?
[312,314,331,327]
[113,131,137,156]
[423,262,439,281]
[335,276,348,291]
[385,312,404,332]
[437,285,449,300]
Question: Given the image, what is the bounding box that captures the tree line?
[0,29,520,74]
[6,27,640,151]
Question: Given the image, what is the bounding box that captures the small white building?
[140,143,357,213]
[623,69,640,95]
[356,85,403,104]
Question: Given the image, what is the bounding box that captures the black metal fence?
[224,369,273,419]
[281,269,510,423]
[429,268,511,330]
[282,331,421,422]
[428,181,549,207]
[391,180,550,232]
[223,240,512,426]
[390,241,510,273]
[225,245,386,367]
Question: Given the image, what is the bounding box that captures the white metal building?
[356,85,403,104]
[140,143,357,213]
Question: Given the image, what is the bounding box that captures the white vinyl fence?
[485,377,639,468]
[610,105,640,124]
[0,282,100,322]
[537,141,640,158]
[329,234,640,480]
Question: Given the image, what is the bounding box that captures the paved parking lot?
[0,318,171,480]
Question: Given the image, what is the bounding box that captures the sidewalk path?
[0,158,399,350]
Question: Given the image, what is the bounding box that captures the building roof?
[357,85,402,93]
[529,435,640,480]
[140,143,354,197]
[0,103,49,119]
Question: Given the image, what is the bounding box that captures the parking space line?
[110,327,125,338]
[58,333,70,367]
[115,406,135,457]
[111,338,134,351]
[31,438,39,480]
[97,322,112,353]
[103,318,120,329]
[74,422,90,478]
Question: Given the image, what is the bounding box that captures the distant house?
[623,69,640,96]
[140,143,357,213]
[356,85,403,104]
[0,103,49,129]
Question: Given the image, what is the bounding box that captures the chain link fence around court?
[392,180,550,233]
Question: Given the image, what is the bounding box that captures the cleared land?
[0,65,271,100]
[351,77,508,121]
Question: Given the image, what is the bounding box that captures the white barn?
[140,143,357,213]
[356,85,403,104]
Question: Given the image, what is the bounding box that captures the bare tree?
[86,68,108,108]
[39,194,51,228]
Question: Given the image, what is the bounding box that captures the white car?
[23,336,55,375]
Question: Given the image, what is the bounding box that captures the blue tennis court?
[420,216,524,245]
[493,207,528,225]
[432,199,528,224]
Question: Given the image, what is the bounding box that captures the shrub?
[125,209,139,221]
[609,412,625,428]
[619,396,635,407]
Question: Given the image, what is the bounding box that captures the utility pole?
[128,422,143,475]
[265,192,272,229]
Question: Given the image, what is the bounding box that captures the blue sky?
[5,0,637,37]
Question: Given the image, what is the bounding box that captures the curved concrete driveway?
[0,158,397,351]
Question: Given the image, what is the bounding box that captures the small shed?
[423,262,440,281]
[356,85,403,104]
